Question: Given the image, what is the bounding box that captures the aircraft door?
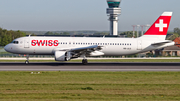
[137,40,142,50]
[24,38,30,48]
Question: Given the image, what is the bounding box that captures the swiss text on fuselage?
[31,40,59,46]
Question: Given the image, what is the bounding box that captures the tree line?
[174,28,180,36]
[44,31,70,35]
[0,28,26,46]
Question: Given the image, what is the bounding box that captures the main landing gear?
[81,54,88,65]
[25,54,29,65]
[82,59,88,65]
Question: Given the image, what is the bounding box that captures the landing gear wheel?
[25,54,30,65]
[82,59,88,65]
[25,60,29,65]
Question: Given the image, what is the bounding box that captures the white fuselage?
[4,36,174,56]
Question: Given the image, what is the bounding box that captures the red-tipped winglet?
[144,12,172,35]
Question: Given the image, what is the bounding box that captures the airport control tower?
[107,0,121,35]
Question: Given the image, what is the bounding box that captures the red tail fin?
[144,12,172,35]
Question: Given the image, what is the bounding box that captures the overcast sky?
[0,0,179,31]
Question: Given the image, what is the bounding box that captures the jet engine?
[89,51,104,56]
[55,51,72,61]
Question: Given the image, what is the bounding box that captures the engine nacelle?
[89,51,104,56]
[55,51,72,61]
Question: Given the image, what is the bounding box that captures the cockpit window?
[11,41,19,44]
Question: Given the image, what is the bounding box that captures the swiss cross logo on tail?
[155,19,167,32]
[144,12,172,35]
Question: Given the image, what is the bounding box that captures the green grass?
[0,71,180,101]
[1,59,180,62]
[0,52,10,54]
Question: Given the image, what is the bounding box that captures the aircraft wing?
[70,45,103,57]
[70,45,101,52]
[55,45,103,57]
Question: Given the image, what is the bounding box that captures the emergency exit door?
[137,40,142,50]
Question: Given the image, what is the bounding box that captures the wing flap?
[71,45,99,52]
[70,45,103,57]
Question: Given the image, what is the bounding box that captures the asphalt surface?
[0,62,180,71]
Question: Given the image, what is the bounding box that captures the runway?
[0,62,180,71]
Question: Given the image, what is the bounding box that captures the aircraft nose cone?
[4,44,9,52]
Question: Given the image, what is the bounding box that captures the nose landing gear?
[25,54,29,65]
[25,60,29,65]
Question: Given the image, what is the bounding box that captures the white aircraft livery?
[4,12,174,64]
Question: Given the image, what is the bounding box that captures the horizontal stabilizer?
[151,41,174,46]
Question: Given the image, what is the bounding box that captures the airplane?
[4,12,174,65]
